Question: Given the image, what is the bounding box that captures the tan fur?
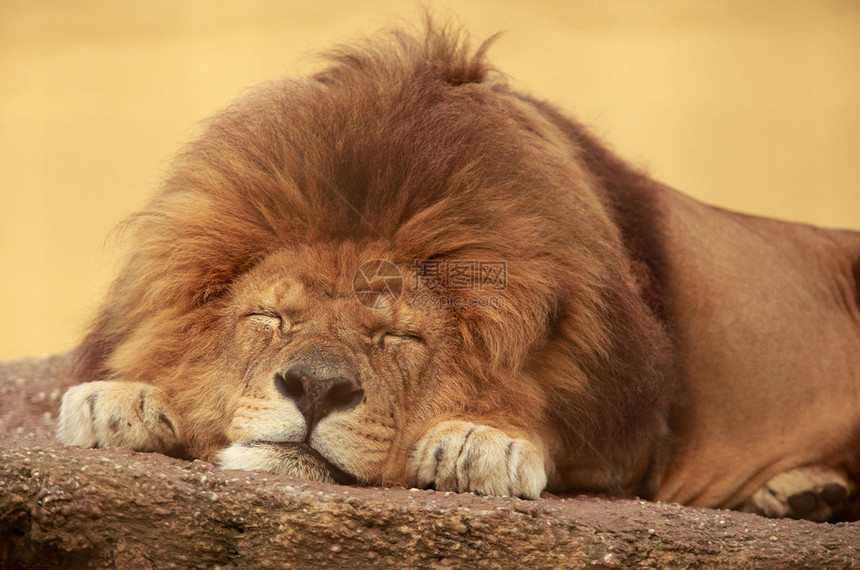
[58,21,860,519]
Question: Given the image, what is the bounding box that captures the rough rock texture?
[1,355,858,568]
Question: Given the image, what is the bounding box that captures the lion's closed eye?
[246,309,289,332]
[373,331,422,350]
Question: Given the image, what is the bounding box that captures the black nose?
[275,366,364,427]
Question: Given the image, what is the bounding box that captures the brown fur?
[70,21,860,515]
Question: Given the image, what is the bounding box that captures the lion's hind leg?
[57,381,182,455]
[740,465,855,522]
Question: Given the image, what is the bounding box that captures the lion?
[56,22,860,522]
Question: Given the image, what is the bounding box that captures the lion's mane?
[73,21,674,494]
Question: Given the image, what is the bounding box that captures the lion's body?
[655,191,860,510]
[57,23,860,521]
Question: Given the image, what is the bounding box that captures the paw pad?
[743,465,855,522]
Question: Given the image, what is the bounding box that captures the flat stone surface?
[1,355,858,568]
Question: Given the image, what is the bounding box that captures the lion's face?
[218,242,457,484]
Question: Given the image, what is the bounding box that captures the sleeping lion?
[57,23,860,522]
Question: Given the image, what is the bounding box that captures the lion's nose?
[275,366,364,427]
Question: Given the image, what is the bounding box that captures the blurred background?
[1,0,859,360]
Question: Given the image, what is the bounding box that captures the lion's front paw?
[405,420,547,499]
[57,381,181,453]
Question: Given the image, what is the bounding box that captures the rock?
[1,355,858,568]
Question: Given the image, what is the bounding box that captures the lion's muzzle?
[274,344,365,429]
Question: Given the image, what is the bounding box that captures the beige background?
[1,1,859,360]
